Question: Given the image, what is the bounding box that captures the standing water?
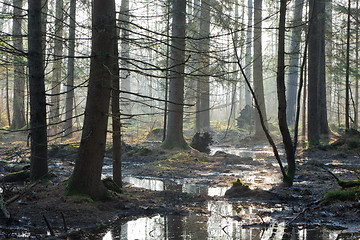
[98,146,357,239]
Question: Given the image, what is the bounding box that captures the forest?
[0,0,360,239]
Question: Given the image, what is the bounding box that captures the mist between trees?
[0,0,359,196]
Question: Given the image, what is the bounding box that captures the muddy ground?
[0,131,360,239]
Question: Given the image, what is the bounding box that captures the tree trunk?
[318,0,329,136]
[67,0,116,200]
[355,0,359,128]
[197,0,211,132]
[308,0,321,145]
[0,0,10,30]
[6,63,10,126]
[162,0,187,149]
[12,0,26,130]
[193,0,202,132]
[120,0,131,116]
[41,0,47,59]
[286,0,304,127]
[345,0,351,129]
[244,0,253,109]
[28,0,48,180]
[112,13,121,188]
[49,0,64,133]
[253,0,267,137]
[325,0,334,124]
[64,0,76,138]
[302,62,307,138]
[184,0,199,110]
[163,1,171,141]
[230,0,239,121]
[277,0,296,186]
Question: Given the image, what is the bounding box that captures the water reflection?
[210,146,273,160]
[102,200,343,240]
[123,176,230,197]
[103,219,344,240]
[102,147,352,239]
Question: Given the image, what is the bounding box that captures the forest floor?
[0,130,360,239]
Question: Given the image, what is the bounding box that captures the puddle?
[101,200,347,240]
[0,227,47,239]
[101,146,360,239]
[111,146,283,194]
[210,146,274,160]
[123,176,230,197]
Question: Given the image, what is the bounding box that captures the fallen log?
[0,170,30,182]
[325,169,360,188]
[5,182,38,206]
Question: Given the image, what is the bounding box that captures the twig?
[222,225,231,238]
[5,182,38,206]
[61,212,67,232]
[43,214,55,236]
[286,207,307,225]
[6,171,53,206]
[287,199,323,225]
[231,30,287,179]
[257,212,266,224]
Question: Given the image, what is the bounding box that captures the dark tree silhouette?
[28,0,48,180]
[67,0,117,200]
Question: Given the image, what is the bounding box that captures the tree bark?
[230,0,241,121]
[112,13,121,188]
[162,0,187,149]
[355,0,359,128]
[67,0,116,200]
[12,0,26,130]
[253,0,267,137]
[193,0,202,132]
[163,1,171,141]
[64,0,76,138]
[49,0,64,133]
[244,0,253,109]
[286,0,304,127]
[308,0,321,145]
[197,0,211,132]
[119,0,131,116]
[0,0,10,30]
[41,0,47,59]
[277,0,296,186]
[28,0,48,180]
[318,0,329,136]
[345,0,351,129]
[6,63,10,126]
[184,0,199,110]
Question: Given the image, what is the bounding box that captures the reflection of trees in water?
[114,215,165,239]
[105,212,342,239]
[169,215,208,239]
[104,200,342,239]
[207,201,245,239]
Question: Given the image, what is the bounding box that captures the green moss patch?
[147,150,211,173]
[73,195,94,204]
[125,145,151,156]
[232,178,249,188]
[325,187,360,201]
[329,129,360,151]
[102,177,122,193]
